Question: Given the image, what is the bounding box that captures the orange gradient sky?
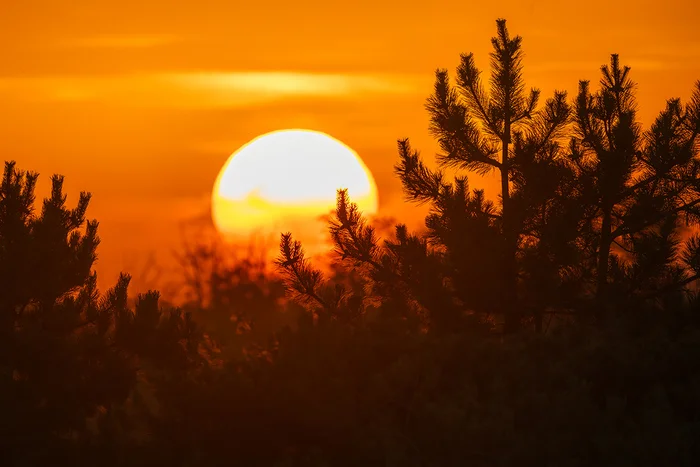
[2,0,699,291]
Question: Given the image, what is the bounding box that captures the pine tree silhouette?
[397,19,571,332]
[276,188,487,335]
[571,56,700,321]
[276,20,591,334]
[0,161,208,465]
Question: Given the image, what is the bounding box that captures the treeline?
[3,19,700,467]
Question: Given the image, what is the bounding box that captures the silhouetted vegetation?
[3,18,700,467]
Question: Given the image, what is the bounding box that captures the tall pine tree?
[572,56,700,321]
[397,18,570,331]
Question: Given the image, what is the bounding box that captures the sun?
[212,129,379,240]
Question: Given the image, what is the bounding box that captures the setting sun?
[212,129,378,238]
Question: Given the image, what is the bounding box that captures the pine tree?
[276,20,577,334]
[0,161,207,464]
[397,19,571,332]
[571,57,700,321]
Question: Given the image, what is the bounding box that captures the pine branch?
[683,80,700,136]
[395,138,447,204]
[526,91,571,154]
[455,53,500,136]
[612,197,700,239]
[512,88,541,123]
[329,189,383,270]
[275,232,332,311]
[490,18,526,126]
[575,80,608,157]
[427,70,501,174]
[681,234,700,275]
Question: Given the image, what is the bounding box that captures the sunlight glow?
[212,129,378,238]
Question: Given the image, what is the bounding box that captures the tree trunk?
[596,205,612,324]
[499,46,519,333]
[501,126,519,334]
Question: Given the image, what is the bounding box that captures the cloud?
[0,71,423,108]
[163,71,420,99]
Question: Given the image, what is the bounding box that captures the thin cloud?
[159,72,422,106]
[171,71,419,93]
[0,71,423,108]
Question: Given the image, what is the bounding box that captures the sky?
[2,0,699,293]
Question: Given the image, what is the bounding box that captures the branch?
[275,233,332,311]
[611,197,700,239]
[455,53,501,137]
[394,139,445,205]
[426,72,501,174]
[612,239,634,254]
[512,88,541,124]
[330,190,384,271]
[619,174,655,200]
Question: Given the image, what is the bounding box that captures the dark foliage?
[571,57,700,322]
[0,161,207,466]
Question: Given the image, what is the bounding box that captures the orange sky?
[2,0,699,293]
